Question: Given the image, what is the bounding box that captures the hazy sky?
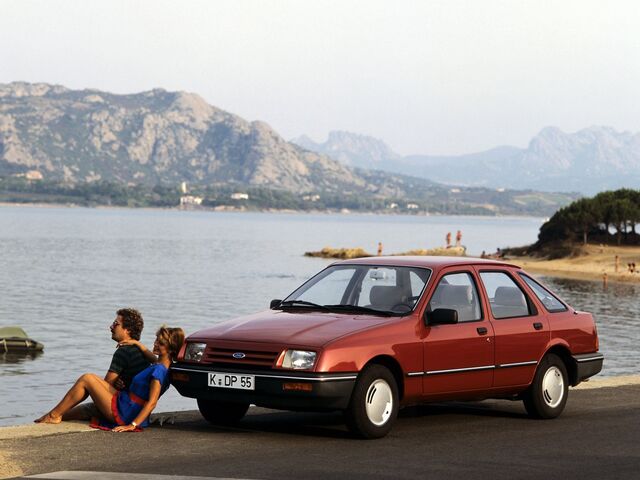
[2,0,639,155]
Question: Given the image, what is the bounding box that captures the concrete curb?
[0,412,193,441]
[1,375,638,442]
[572,374,640,389]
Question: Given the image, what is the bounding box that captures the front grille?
[203,346,280,370]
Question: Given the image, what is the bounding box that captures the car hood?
[189,309,394,347]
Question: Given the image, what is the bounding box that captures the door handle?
[477,327,488,335]
[533,322,543,330]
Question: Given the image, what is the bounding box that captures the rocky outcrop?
[296,127,640,195]
[524,126,640,173]
[292,131,401,168]
[0,82,366,192]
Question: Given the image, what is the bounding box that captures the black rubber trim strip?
[171,366,358,382]
[573,352,604,363]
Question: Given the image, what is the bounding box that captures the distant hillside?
[0,82,375,193]
[0,82,578,216]
[292,131,401,168]
[293,127,640,195]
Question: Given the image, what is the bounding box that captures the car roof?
[333,255,522,270]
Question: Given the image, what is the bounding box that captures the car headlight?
[184,342,207,362]
[282,350,317,370]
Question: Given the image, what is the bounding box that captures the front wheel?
[344,365,399,439]
[523,353,568,419]
[197,398,249,425]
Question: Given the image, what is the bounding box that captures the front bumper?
[170,363,358,411]
[572,352,604,385]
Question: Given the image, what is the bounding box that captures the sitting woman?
[35,326,185,432]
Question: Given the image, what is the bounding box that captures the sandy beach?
[508,244,640,283]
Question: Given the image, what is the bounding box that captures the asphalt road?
[2,384,639,480]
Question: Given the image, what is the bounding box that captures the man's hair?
[116,308,144,340]
[156,326,186,361]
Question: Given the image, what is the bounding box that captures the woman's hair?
[156,326,186,361]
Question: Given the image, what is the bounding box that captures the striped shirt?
[108,345,150,390]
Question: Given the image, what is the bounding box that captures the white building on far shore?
[180,195,203,206]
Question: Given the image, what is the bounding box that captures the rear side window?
[519,274,567,313]
[479,271,533,319]
[428,272,482,322]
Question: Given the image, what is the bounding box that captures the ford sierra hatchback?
[171,257,603,438]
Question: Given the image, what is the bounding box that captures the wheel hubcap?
[365,379,393,426]
[541,366,564,408]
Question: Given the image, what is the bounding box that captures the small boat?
[0,326,44,353]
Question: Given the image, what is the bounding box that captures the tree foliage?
[537,189,640,247]
[0,176,578,217]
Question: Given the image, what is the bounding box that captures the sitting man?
[63,308,150,420]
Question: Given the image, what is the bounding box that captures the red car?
[172,257,603,438]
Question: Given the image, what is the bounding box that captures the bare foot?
[34,412,62,424]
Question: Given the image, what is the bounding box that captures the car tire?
[197,398,249,425]
[344,364,399,439]
[523,353,569,419]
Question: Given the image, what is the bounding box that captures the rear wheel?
[523,353,568,419]
[344,365,399,439]
[197,398,249,425]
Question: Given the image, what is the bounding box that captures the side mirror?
[270,299,282,309]
[425,308,458,326]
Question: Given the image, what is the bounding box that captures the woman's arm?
[118,339,158,363]
[112,379,162,432]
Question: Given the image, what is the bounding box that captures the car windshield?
[280,265,431,315]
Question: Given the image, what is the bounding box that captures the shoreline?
[0,201,546,219]
[1,374,638,441]
[507,244,640,284]
[3,202,637,285]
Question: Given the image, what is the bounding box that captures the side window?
[519,274,567,312]
[479,271,532,319]
[428,272,481,322]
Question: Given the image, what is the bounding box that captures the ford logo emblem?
[232,352,246,359]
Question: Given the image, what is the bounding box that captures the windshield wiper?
[278,300,332,312]
[324,304,395,316]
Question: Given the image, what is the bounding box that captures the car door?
[475,268,550,388]
[422,268,494,396]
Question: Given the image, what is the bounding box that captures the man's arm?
[104,370,120,387]
[106,348,128,390]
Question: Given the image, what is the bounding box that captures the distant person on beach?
[61,308,150,421]
[35,326,185,432]
[455,230,462,247]
[446,232,452,247]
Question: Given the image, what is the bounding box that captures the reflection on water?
[0,351,44,366]
[538,276,640,377]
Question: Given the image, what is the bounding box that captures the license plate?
[208,372,255,390]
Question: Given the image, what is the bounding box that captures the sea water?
[0,206,636,426]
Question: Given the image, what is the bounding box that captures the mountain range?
[0,82,375,193]
[0,82,579,215]
[292,127,640,195]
